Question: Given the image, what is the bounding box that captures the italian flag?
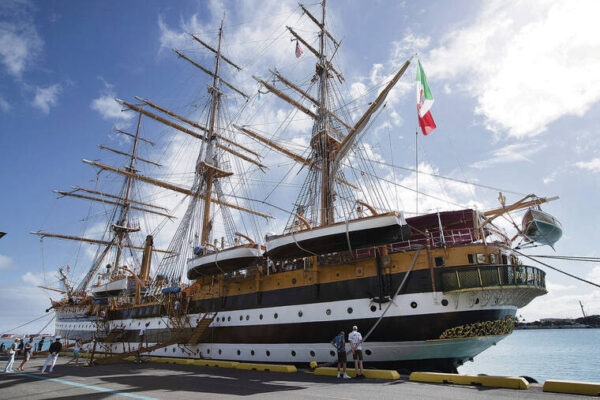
[416,59,436,136]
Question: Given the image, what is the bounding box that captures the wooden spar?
[134,96,260,158]
[334,58,411,163]
[98,145,162,167]
[299,3,340,48]
[114,129,155,146]
[269,68,350,129]
[482,195,559,225]
[173,50,248,99]
[287,26,344,81]
[71,187,168,211]
[233,125,358,190]
[82,159,273,219]
[318,0,332,226]
[254,76,316,118]
[190,34,243,72]
[30,231,173,254]
[38,285,66,294]
[270,69,318,105]
[53,190,175,219]
[234,124,309,165]
[287,26,319,57]
[116,99,266,168]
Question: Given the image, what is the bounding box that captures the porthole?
[207,349,211,354]
[310,350,316,357]
[259,314,263,320]
[410,301,418,309]
[298,311,303,317]
[172,348,176,353]
[347,307,353,314]
[246,315,249,320]
[475,298,480,304]
[237,350,241,356]
[357,268,362,274]
[292,278,297,284]
[158,321,162,325]
[274,313,278,319]
[330,350,335,357]
[164,348,168,353]
[240,315,243,321]
[365,349,372,356]
[336,273,340,277]
[441,299,449,306]
[251,350,255,356]
[266,350,271,357]
[138,322,141,326]
[370,305,377,312]
[216,317,220,322]
[227,316,231,321]
[326,309,331,315]
[291,350,296,357]
[218,349,222,355]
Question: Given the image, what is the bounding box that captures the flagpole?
[415,128,419,215]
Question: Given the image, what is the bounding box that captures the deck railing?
[439,264,546,292]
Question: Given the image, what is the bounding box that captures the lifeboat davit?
[522,208,563,248]
[187,244,264,279]
[265,212,411,260]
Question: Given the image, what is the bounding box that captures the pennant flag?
[416,60,436,135]
[295,40,303,58]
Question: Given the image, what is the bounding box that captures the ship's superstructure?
[34,2,558,372]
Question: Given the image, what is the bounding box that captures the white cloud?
[32,83,61,114]
[574,158,600,173]
[546,282,576,292]
[586,266,600,285]
[0,0,43,78]
[91,79,133,123]
[0,254,14,269]
[0,95,10,112]
[21,271,43,286]
[471,141,544,169]
[426,0,600,138]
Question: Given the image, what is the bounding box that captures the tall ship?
[33,2,559,372]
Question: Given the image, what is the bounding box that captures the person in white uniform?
[41,337,62,374]
[348,325,364,378]
[3,339,19,373]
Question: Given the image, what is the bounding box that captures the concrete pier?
[0,355,586,399]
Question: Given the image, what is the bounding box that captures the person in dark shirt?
[17,338,34,371]
[37,338,45,352]
[330,331,350,379]
[41,338,62,374]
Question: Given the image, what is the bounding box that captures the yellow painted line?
[543,380,600,396]
[314,367,400,380]
[409,372,529,390]
[235,362,297,373]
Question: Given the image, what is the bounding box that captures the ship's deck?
[0,353,580,399]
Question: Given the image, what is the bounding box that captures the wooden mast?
[317,0,333,226]
[200,17,225,246]
[113,110,143,275]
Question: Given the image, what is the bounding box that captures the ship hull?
[54,288,521,372]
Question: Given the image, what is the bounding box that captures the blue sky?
[1,0,599,334]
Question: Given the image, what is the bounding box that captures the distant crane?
[579,301,586,318]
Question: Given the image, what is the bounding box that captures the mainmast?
[113,110,143,275]
[316,0,333,226]
[200,18,225,246]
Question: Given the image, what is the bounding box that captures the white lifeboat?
[265,212,411,260]
[187,243,264,279]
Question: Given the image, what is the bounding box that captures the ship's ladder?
[188,312,216,344]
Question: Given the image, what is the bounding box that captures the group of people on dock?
[331,325,365,379]
[2,337,82,374]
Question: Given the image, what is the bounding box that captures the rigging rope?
[513,249,600,289]
[0,313,53,336]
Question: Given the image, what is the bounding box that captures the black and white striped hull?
[55,290,519,371]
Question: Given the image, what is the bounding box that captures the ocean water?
[459,328,600,383]
[0,337,55,352]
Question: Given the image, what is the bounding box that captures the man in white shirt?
[348,325,364,378]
